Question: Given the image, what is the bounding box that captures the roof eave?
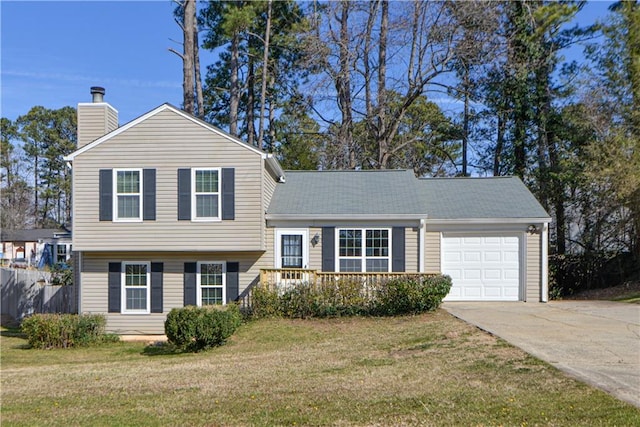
[425,217,552,224]
[265,214,425,221]
[65,103,267,161]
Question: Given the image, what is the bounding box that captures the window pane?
[202,287,223,305]
[196,195,219,218]
[366,229,388,257]
[195,170,218,193]
[339,229,361,256]
[281,235,303,268]
[117,170,140,194]
[118,195,140,218]
[339,259,362,272]
[125,264,147,286]
[200,263,223,286]
[366,259,388,272]
[126,288,147,310]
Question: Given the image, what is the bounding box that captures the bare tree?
[170,0,203,118]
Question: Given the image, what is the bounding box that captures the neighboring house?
[0,228,72,267]
[65,87,550,335]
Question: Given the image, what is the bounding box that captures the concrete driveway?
[442,301,640,408]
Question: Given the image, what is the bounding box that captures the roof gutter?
[265,214,425,221]
[264,154,286,183]
[425,217,552,225]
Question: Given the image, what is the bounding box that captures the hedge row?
[20,314,116,349]
[250,275,452,319]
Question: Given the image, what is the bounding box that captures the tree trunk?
[257,0,272,150]
[247,56,256,146]
[194,18,204,119]
[376,0,389,169]
[494,112,505,176]
[229,32,240,136]
[182,0,196,115]
[336,1,354,168]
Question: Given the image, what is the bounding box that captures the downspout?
[541,222,549,302]
[419,219,425,273]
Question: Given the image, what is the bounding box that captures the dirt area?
[563,281,640,301]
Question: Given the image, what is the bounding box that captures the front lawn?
[2,311,638,426]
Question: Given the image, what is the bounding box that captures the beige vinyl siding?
[308,227,323,270]
[424,231,441,273]
[405,227,419,272]
[72,109,264,251]
[81,251,270,334]
[77,103,118,148]
[526,232,541,302]
[262,167,278,250]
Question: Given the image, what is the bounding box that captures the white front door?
[441,233,521,301]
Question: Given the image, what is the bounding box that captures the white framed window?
[55,244,68,263]
[113,169,142,221]
[121,261,150,314]
[337,228,390,272]
[275,229,308,269]
[192,168,221,221]
[197,261,226,306]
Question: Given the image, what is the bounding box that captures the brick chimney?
[77,86,119,149]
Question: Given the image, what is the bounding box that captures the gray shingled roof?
[267,170,427,218]
[267,170,550,220]
[419,177,550,219]
[0,228,70,242]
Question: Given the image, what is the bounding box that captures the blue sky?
[1,0,614,125]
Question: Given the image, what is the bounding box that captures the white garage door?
[442,233,521,301]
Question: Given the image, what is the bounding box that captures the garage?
[441,233,521,301]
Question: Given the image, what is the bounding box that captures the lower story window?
[338,228,390,272]
[122,262,150,313]
[197,261,226,306]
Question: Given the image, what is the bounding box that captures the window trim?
[274,229,309,269]
[335,228,391,273]
[196,261,226,306]
[113,168,143,222]
[121,261,151,314]
[191,167,222,221]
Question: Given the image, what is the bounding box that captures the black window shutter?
[99,169,113,221]
[226,262,239,303]
[150,262,163,313]
[183,262,197,306]
[143,169,156,221]
[177,169,191,220]
[322,227,335,272]
[392,227,406,272]
[108,262,121,313]
[221,168,235,220]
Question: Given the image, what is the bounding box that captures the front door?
[275,229,308,269]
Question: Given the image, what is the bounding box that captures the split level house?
[65,87,551,335]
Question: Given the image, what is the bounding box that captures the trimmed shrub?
[250,285,281,318]
[373,275,452,316]
[249,275,452,319]
[165,304,242,352]
[20,314,110,349]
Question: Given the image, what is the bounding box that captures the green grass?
[612,292,640,304]
[2,311,639,426]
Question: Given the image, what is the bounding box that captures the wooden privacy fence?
[0,268,76,324]
[238,268,439,309]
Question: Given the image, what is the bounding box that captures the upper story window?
[338,228,390,272]
[114,169,142,221]
[192,168,221,221]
